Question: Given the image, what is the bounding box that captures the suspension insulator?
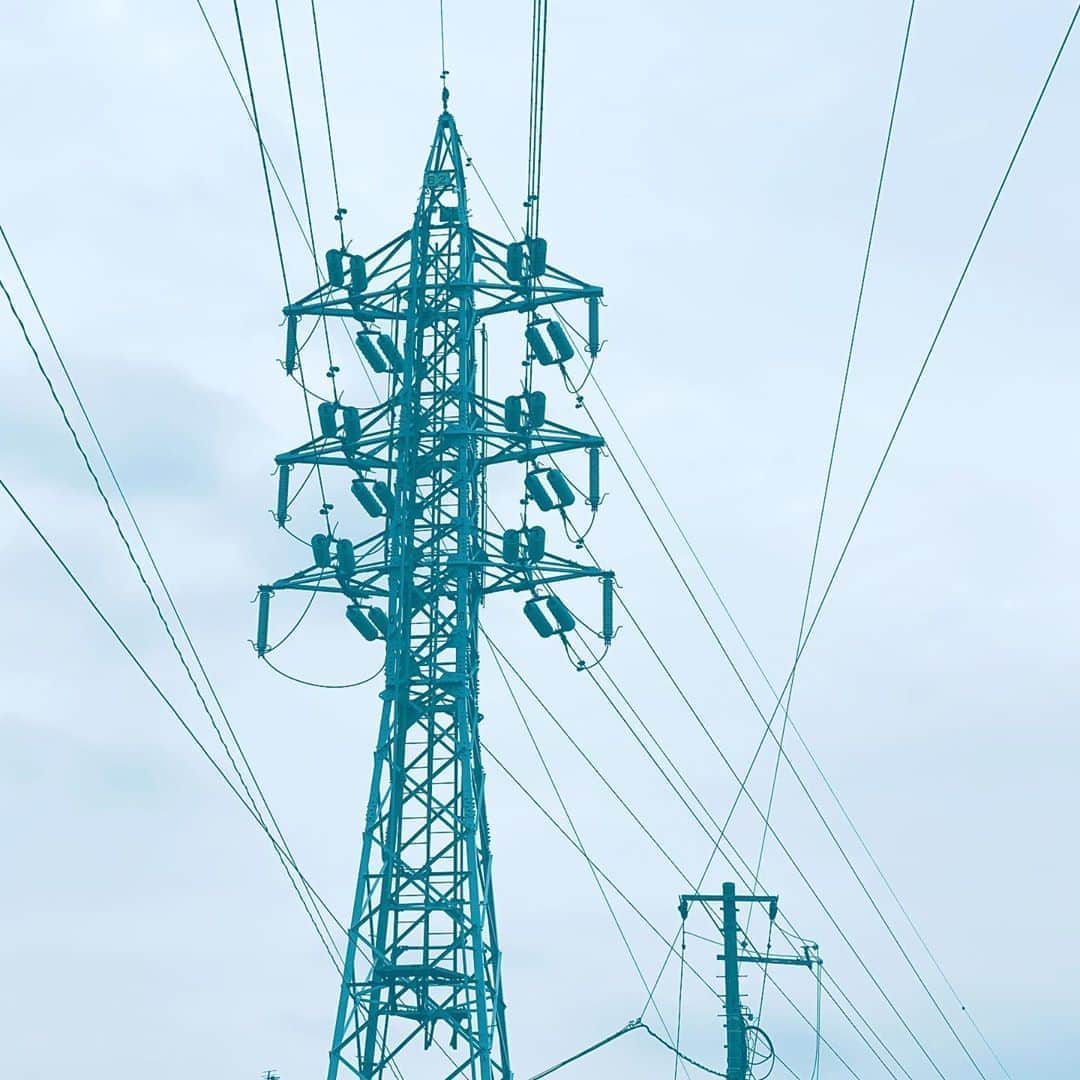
[548,320,575,363]
[529,237,548,276]
[588,447,601,511]
[524,470,555,512]
[377,333,405,372]
[523,598,556,638]
[342,406,363,444]
[326,249,345,288]
[284,314,298,375]
[546,594,576,633]
[547,469,576,508]
[346,604,379,641]
[502,529,520,564]
[318,401,338,439]
[527,390,547,427]
[336,538,356,579]
[348,254,368,293]
[351,477,385,518]
[256,587,271,657]
[525,323,555,366]
[356,333,388,374]
[527,525,546,562]
[275,464,290,526]
[504,395,523,432]
[506,242,525,281]
[588,295,600,357]
[602,574,614,645]
[368,606,390,638]
[372,480,394,514]
[311,533,333,568]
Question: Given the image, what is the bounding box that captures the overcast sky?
[2,2,1078,1078]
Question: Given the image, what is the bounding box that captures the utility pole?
[680,883,816,1080]
[255,103,613,1080]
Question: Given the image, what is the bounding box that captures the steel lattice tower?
[255,106,613,1080]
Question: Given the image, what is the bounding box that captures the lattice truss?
[255,110,614,1080]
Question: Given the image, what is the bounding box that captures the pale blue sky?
[1,2,1078,1077]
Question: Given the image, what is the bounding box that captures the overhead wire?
[181,0,1067,1071]
[308,0,346,248]
[484,635,889,1080]
[749,0,916,937]
[0,242,345,970]
[701,9,1080,1069]
[475,179,920,1080]
[0,473,349,975]
[546,521,923,1077]
[525,0,549,238]
[470,118,974,1075]
[228,0,334,529]
[485,640,692,1079]
[585,366,1010,1076]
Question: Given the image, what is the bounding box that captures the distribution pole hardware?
[680,883,819,1080]
[254,106,615,1080]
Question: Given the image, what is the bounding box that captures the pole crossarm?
[678,883,819,1080]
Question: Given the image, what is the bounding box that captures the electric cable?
[0,473,350,974]
[707,9,1079,1070]
[464,147,937,1075]
[525,0,549,239]
[260,656,385,690]
[1,228,349,966]
[485,637,889,1080]
[229,0,333,524]
[183,2,1054,1071]
[486,640,691,1079]
[309,0,346,248]
[750,0,916,943]
[673,920,686,1080]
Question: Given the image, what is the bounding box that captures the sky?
[1,1,1079,1078]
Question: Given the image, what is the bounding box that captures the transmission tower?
[255,102,614,1080]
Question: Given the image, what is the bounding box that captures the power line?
[451,132,946,1069]
[749,0,915,977]
[553,512,942,1075]
[485,637,894,1080]
[0,472,348,972]
[485,638,691,1080]
[0,240,345,968]
[525,0,549,238]
[583,367,1008,1076]
[309,0,346,247]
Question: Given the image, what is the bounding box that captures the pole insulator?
[587,296,600,358]
[587,447,601,511]
[256,587,271,656]
[284,315,298,375]
[602,574,614,645]
[275,464,291,526]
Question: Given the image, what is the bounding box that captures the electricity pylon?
[255,103,614,1080]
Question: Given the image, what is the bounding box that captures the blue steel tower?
[255,105,614,1080]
